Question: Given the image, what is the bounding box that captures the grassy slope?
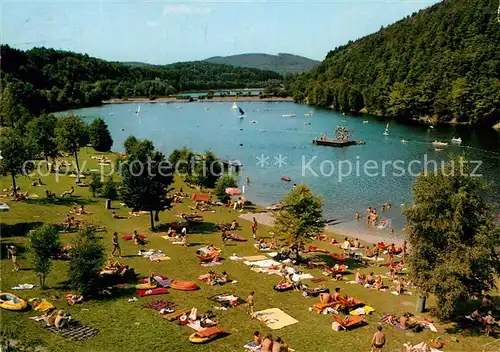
[0,148,495,352]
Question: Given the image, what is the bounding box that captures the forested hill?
[0,46,281,124]
[286,0,500,126]
[205,53,320,74]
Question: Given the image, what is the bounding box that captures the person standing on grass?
[252,217,258,240]
[111,232,121,257]
[343,237,351,256]
[7,245,20,272]
[371,326,386,351]
[247,291,255,316]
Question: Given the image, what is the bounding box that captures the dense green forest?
[0,46,281,126]
[286,0,500,126]
[204,53,320,74]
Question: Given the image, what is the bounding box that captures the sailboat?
[231,102,238,110]
[383,122,389,136]
[135,105,141,114]
[238,107,245,118]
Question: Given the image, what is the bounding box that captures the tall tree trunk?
[45,156,49,171]
[74,150,81,183]
[150,211,155,231]
[11,172,17,197]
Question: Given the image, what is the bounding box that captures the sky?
[1,0,440,64]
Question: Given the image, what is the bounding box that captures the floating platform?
[312,139,365,147]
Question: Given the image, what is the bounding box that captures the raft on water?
[312,138,365,147]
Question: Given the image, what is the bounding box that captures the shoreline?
[103,96,294,104]
[239,211,406,246]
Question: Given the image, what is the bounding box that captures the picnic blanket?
[244,341,262,351]
[253,308,299,330]
[142,300,175,312]
[43,321,99,341]
[162,308,191,321]
[349,305,376,316]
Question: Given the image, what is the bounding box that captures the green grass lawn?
[0,148,497,352]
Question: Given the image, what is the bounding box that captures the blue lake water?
[60,101,500,240]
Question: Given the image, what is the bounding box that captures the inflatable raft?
[170,281,198,291]
[0,293,27,311]
[189,327,230,343]
[281,177,291,182]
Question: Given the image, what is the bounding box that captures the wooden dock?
[312,139,365,147]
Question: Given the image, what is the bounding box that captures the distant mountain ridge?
[204,53,320,74]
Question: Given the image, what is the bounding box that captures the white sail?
[231,102,238,110]
[383,122,389,135]
[136,105,141,114]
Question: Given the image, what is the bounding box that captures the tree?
[123,135,138,155]
[168,147,195,175]
[89,173,103,197]
[0,128,33,197]
[191,151,222,189]
[27,224,60,289]
[88,118,113,152]
[26,114,58,166]
[214,174,237,203]
[100,178,119,200]
[120,139,174,230]
[403,156,500,319]
[273,184,326,261]
[55,115,88,182]
[68,228,105,295]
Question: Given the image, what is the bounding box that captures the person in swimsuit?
[247,291,255,316]
[253,331,262,348]
[371,326,386,351]
[262,335,273,352]
[484,311,496,336]
[252,217,258,240]
[111,232,121,257]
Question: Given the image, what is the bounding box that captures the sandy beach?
[103,96,294,104]
[239,211,406,246]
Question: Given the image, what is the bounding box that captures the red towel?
[137,288,169,297]
[122,234,145,240]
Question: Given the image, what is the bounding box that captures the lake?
[60,101,500,241]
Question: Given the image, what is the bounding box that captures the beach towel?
[43,321,99,341]
[11,284,35,290]
[242,255,268,262]
[253,308,299,330]
[349,305,376,316]
[161,308,191,321]
[29,299,54,312]
[210,293,245,307]
[311,278,328,283]
[244,259,280,268]
[137,288,169,297]
[412,342,442,352]
[123,234,145,240]
[244,341,262,351]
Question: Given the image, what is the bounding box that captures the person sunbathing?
[166,227,176,237]
[352,238,361,248]
[221,271,230,283]
[133,230,145,245]
[365,272,375,285]
[54,310,69,329]
[147,272,159,286]
[373,276,383,290]
[278,265,290,285]
[332,287,341,301]
[355,269,365,283]
[262,335,273,352]
[207,271,218,286]
[395,280,404,295]
[253,331,262,349]
[230,220,239,230]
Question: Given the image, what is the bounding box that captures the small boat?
[304,111,314,117]
[281,177,291,182]
[383,122,389,136]
[176,106,183,109]
[282,113,296,117]
[432,140,448,147]
[231,102,238,110]
[363,121,369,124]
[135,105,141,114]
[109,113,114,116]
[238,107,245,119]
[205,108,210,111]
[189,327,230,344]
[401,139,407,143]
[0,293,27,311]
[259,129,266,132]
[250,120,257,123]
[304,122,311,125]
[451,137,462,144]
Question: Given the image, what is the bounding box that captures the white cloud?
[163,4,212,16]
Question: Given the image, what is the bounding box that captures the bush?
[89,173,103,197]
[28,224,61,288]
[68,232,105,295]
[214,174,237,203]
[101,178,119,200]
